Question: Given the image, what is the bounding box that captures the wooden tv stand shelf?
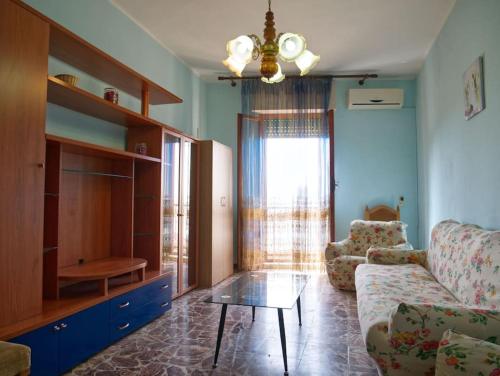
[58,257,147,296]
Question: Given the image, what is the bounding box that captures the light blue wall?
[417,0,500,247]
[24,0,207,148]
[205,82,242,261]
[205,80,419,253]
[335,80,419,246]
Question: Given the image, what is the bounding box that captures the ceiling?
[111,0,455,81]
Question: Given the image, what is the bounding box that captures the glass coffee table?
[205,271,309,375]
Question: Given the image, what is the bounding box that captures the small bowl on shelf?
[55,74,79,86]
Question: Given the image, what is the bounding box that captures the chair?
[324,218,412,290]
[364,204,400,221]
[0,342,30,376]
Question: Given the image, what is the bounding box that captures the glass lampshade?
[222,56,247,77]
[261,63,285,84]
[295,50,320,76]
[226,35,254,64]
[278,33,306,62]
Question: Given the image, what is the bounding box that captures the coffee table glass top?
[204,272,309,309]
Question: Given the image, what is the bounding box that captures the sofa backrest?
[348,220,409,255]
[428,220,500,309]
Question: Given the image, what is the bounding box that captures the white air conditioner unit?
[347,88,404,110]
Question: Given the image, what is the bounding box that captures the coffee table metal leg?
[297,296,302,326]
[252,306,256,321]
[277,308,289,375]
[212,303,228,368]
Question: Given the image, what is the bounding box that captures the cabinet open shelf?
[46,134,161,163]
[47,76,173,130]
[62,168,133,179]
[58,257,147,296]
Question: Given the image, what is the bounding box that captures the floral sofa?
[356,219,500,375]
[325,220,412,290]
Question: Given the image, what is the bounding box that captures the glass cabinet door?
[181,140,198,291]
[162,134,181,296]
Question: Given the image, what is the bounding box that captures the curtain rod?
[218,74,378,86]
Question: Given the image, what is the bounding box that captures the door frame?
[236,111,335,271]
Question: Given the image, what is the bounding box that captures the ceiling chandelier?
[222,0,320,84]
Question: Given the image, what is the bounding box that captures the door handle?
[60,323,68,329]
[160,284,169,290]
[119,301,130,309]
[160,302,169,308]
[53,325,61,332]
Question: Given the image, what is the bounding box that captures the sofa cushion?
[355,264,459,342]
[349,220,409,256]
[428,220,500,309]
[435,330,500,376]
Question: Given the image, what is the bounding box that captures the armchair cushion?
[0,341,30,376]
[349,220,409,256]
[366,247,427,267]
[435,330,500,376]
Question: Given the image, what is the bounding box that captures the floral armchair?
[324,220,412,290]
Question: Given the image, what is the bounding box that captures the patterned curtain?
[240,78,332,272]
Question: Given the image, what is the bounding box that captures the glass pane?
[182,141,197,290]
[162,134,181,295]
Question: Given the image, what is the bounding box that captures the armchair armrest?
[366,247,427,267]
[325,239,353,260]
[388,303,500,358]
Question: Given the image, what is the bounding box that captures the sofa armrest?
[388,303,500,358]
[366,247,427,266]
[325,239,353,260]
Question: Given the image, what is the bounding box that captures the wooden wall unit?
[198,141,234,287]
[0,0,194,345]
[0,0,49,327]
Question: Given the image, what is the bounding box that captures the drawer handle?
[53,325,61,332]
[118,323,130,331]
[119,301,130,309]
[161,284,169,290]
[161,302,169,308]
[60,323,68,329]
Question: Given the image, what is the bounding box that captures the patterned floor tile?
[68,273,378,375]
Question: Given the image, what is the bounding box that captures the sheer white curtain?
[240,78,332,271]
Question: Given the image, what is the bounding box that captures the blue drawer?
[109,276,171,321]
[109,295,171,342]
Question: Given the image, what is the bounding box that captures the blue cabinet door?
[58,301,110,373]
[11,322,59,376]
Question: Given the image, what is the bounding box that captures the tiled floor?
[69,273,379,376]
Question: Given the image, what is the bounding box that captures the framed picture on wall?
[463,56,485,120]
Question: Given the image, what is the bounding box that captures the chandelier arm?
[275,32,284,45]
[248,34,262,60]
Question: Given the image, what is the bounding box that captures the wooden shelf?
[12,0,181,105]
[59,257,146,281]
[46,134,161,163]
[47,76,174,130]
[59,257,147,296]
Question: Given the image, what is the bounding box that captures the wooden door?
[0,0,49,326]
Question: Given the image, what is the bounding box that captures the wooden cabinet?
[161,133,199,297]
[199,141,234,287]
[11,301,109,376]
[11,276,171,375]
[0,0,49,327]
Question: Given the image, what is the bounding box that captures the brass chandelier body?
[223,0,320,83]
